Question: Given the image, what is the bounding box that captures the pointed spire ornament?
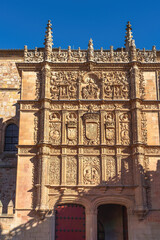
[87,38,94,62]
[44,20,53,61]
[125,21,133,51]
[130,39,137,61]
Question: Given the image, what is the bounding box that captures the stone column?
[86,208,97,240]
[37,62,51,213]
[130,64,148,219]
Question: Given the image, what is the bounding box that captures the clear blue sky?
[1,0,160,50]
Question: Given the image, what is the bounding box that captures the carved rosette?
[103,71,129,100]
[66,112,77,145]
[105,112,115,145]
[50,71,78,100]
[49,112,61,145]
[119,113,131,145]
[83,112,100,145]
[83,156,100,185]
[106,156,116,182]
[66,156,77,185]
[49,156,60,185]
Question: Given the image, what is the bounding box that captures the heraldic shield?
[86,122,98,140]
[67,126,77,140]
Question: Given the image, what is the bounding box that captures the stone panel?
[146,112,159,145]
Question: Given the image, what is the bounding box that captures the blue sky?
[0,0,160,50]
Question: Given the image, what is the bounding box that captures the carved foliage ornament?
[50,71,78,100]
[49,156,60,185]
[66,156,77,185]
[102,71,130,100]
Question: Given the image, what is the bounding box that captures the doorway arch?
[97,204,128,240]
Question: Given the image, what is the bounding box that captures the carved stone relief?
[83,156,100,185]
[119,113,130,145]
[102,71,130,99]
[49,156,60,185]
[105,112,115,145]
[105,156,116,182]
[141,112,147,144]
[66,156,77,185]
[34,115,39,144]
[66,112,77,145]
[139,71,145,99]
[50,71,78,100]
[81,73,100,99]
[83,112,100,145]
[49,112,61,145]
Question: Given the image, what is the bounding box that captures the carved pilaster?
[101,155,106,183]
[130,64,140,99]
[132,146,148,219]
[61,155,66,185]
[78,156,83,185]
[37,145,50,212]
[116,148,122,184]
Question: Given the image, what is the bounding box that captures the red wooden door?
[55,204,85,240]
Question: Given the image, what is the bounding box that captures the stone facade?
[0,21,160,239]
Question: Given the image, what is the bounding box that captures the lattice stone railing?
[24,46,157,63]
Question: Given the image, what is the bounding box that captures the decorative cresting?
[24,21,157,63]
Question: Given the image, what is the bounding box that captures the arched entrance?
[97,204,128,240]
[55,204,85,240]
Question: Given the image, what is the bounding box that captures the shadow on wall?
[0,214,54,240]
[1,157,160,239]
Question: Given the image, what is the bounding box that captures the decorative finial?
[125,21,133,51]
[87,38,94,62]
[130,39,137,61]
[44,20,53,61]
